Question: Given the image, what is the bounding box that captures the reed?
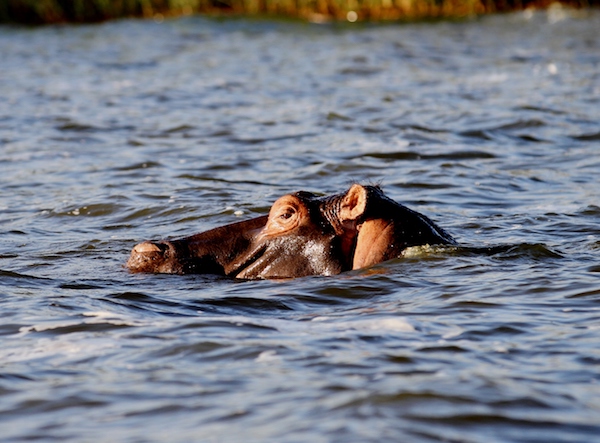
[0,0,597,23]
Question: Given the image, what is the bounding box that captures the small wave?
[96,61,158,70]
[516,105,566,115]
[106,291,198,315]
[565,288,600,300]
[3,314,135,363]
[458,119,548,142]
[390,123,447,134]
[402,243,562,260]
[55,121,135,133]
[494,119,546,131]
[337,66,383,76]
[358,150,496,161]
[571,131,600,141]
[459,129,494,140]
[0,269,50,287]
[18,312,138,336]
[228,132,318,144]
[55,122,99,132]
[311,316,415,333]
[484,243,564,260]
[0,269,46,280]
[163,124,197,134]
[45,203,125,218]
[193,314,415,335]
[326,111,353,121]
[577,205,600,216]
[200,296,295,315]
[116,161,162,171]
[59,282,104,290]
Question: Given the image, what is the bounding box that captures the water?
[1,8,600,442]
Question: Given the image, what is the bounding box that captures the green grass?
[0,0,597,23]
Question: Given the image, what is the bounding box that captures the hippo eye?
[280,207,295,220]
[264,195,306,236]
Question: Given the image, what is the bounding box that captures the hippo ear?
[339,184,367,222]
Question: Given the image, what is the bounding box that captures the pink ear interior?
[340,184,367,222]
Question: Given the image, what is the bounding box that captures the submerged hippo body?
[127,184,455,279]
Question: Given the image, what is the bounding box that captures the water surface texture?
[2,9,600,442]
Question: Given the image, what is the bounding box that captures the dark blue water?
[1,7,600,442]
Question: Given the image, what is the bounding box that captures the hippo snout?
[127,241,180,274]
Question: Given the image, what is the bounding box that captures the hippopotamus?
[126,184,455,279]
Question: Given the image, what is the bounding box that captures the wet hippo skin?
[126,184,455,279]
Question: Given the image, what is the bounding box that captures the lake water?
[1,8,600,442]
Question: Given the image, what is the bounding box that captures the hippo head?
[126,190,357,279]
[126,184,455,279]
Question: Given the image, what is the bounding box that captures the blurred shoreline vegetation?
[0,0,598,24]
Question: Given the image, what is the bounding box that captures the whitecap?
[198,314,415,335]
